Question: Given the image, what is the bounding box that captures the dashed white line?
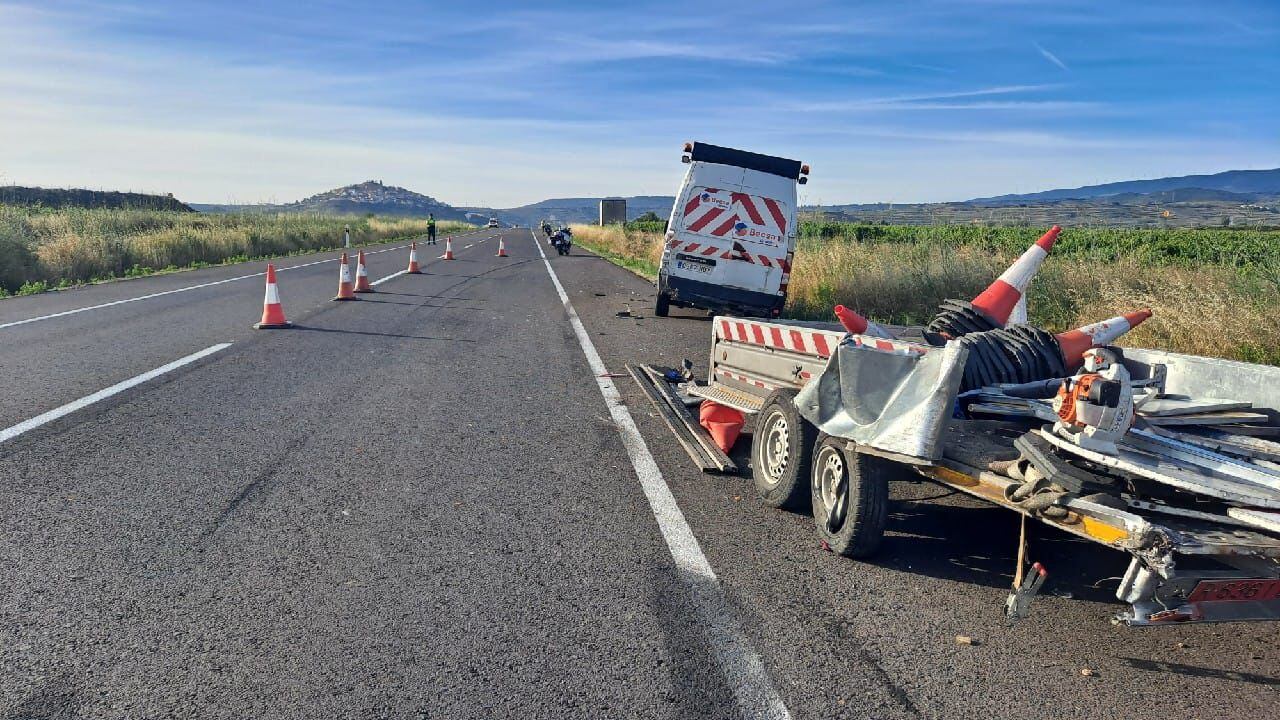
[0,343,232,444]
[529,229,791,719]
[370,269,406,287]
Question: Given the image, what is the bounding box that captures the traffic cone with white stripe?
[353,250,373,292]
[443,237,455,260]
[1055,309,1152,370]
[496,237,509,257]
[407,241,422,274]
[253,264,292,329]
[333,252,358,301]
[970,225,1061,326]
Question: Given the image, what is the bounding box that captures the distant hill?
[481,196,677,227]
[968,168,1280,205]
[281,180,469,220]
[0,185,192,211]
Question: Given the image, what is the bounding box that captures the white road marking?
[370,269,406,287]
[0,231,487,331]
[529,230,791,719]
[0,343,232,444]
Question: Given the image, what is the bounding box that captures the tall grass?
[0,205,472,294]
[572,222,1280,365]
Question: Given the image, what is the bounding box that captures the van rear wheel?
[654,290,670,317]
[752,389,817,511]
[811,435,889,558]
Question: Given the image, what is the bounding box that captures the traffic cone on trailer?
[353,250,373,292]
[833,305,895,339]
[253,264,292,329]
[496,237,509,257]
[333,252,358,301]
[1055,309,1152,370]
[407,242,422,274]
[969,225,1061,327]
[443,237,455,260]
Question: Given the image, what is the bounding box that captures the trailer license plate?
[1187,579,1280,603]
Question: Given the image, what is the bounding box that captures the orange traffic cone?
[443,237,455,260]
[699,400,745,454]
[253,264,292,329]
[833,305,894,339]
[353,250,373,292]
[1056,309,1152,370]
[970,225,1061,326]
[333,252,358,301]
[407,241,422,273]
[496,237,509,257]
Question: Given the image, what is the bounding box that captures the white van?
[655,142,808,318]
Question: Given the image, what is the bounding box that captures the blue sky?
[1,0,1277,207]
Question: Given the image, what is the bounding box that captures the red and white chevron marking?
[715,317,930,358]
[681,187,788,243]
[666,238,792,271]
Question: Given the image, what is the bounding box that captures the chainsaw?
[1052,348,1133,454]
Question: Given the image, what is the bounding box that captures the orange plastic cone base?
[699,400,745,454]
[833,304,868,334]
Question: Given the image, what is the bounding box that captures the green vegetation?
[573,221,1280,365]
[0,205,472,295]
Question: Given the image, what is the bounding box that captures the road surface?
[2,227,1276,719]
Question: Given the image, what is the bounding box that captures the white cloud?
[1035,42,1070,71]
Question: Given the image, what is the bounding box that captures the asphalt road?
[2,227,1277,719]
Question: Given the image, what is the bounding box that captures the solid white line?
[528,230,791,719]
[370,269,406,287]
[0,230,488,331]
[0,343,232,444]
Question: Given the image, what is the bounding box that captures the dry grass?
[570,224,1280,365]
[0,205,471,293]
[570,224,664,278]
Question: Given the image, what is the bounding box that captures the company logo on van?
[734,222,749,237]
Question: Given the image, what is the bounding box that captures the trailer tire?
[654,290,670,317]
[811,434,889,558]
[752,389,817,511]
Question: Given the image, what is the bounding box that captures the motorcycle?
[550,229,572,256]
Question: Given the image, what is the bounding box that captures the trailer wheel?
[810,435,889,558]
[654,291,670,317]
[752,389,817,511]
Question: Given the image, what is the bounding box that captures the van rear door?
[659,143,805,318]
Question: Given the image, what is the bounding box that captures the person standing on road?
[426,213,437,245]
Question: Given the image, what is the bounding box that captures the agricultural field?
[571,220,1280,365]
[0,205,471,296]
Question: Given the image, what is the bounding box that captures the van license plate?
[675,253,715,275]
[676,260,712,274]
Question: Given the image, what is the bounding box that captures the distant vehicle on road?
[655,141,809,318]
[487,217,500,228]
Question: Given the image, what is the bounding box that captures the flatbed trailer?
[674,315,1280,626]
